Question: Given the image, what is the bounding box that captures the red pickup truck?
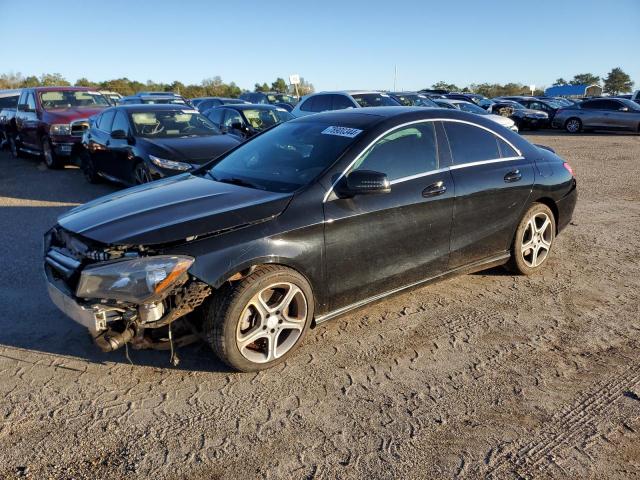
[11,87,109,168]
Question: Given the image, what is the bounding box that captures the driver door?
[323,122,454,310]
[107,110,135,182]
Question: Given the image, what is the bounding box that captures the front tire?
[133,161,152,184]
[80,150,101,184]
[506,203,556,275]
[8,134,22,158]
[203,265,314,371]
[565,118,582,134]
[42,136,63,169]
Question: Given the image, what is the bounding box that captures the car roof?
[315,90,386,96]
[219,103,282,111]
[0,89,21,97]
[115,104,199,112]
[31,86,97,92]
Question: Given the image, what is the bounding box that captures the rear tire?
[202,265,314,372]
[565,118,582,134]
[506,203,556,275]
[42,136,63,169]
[9,134,22,158]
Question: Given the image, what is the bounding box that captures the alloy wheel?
[235,282,307,364]
[566,119,581,133]
[134,164,152,184]
[521,212,553,268]
[43,141,54,167]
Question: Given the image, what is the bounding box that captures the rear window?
[444,122,501,165]
[0,94,19,109]
[352,93,400,107]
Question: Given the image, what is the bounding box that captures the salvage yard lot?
[0,132,638,479]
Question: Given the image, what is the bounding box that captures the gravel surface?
[0,132,639,479]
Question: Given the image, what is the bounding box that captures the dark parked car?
[388,92,438,107]
[419,88,450,95]
[551,98,640,133]
[239,92,298,111]
[0,89,20,149]
[45,107,576,371]
[490,100,549,130]
[191,97,248,112]
[11,87,110,168]
[79,104,240,185]
[204,104,293,140]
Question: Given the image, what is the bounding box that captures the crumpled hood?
[58,174,292,245]
[139,135,241,164]
[43,107,106,123]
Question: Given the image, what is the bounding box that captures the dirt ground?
[0,131,638,479]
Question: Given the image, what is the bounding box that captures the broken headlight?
[76,255,194,303]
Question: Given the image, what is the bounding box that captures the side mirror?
[337,170,391,197]
[110,129,128,140]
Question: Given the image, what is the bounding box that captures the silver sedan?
[552,98,640,133]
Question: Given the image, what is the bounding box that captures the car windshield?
[352,93,400,107]
[274,94,297,104]
[129,109,220,138]
[435,101,456,109]
[207,121,359,193]
[242,108,291,130]
[506,102,525,110]
[456,102,488,114]
[394,94,438,107]
[39,90,109,110]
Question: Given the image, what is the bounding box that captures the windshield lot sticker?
[321,126,363,138]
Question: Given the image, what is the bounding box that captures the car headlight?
[149,154,192,171]
[76,255,194,303]
[50,124,71,136]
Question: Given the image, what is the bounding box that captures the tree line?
[0,73,315,98]
[430,67,634,97]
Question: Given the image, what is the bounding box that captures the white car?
[434,98,519,132]
[291,90,400,117]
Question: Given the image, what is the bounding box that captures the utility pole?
[394,65,398,91]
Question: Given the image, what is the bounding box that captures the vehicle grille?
[70,119,89,137]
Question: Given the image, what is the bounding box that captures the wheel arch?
[530,196,559,233]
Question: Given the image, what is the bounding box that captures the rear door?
[324,122,454,309]
[443,120,534,268]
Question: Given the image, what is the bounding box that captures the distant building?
[544,84,603,98]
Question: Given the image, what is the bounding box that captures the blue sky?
[0,0,638,92]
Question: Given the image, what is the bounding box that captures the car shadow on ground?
[0,150,235,373]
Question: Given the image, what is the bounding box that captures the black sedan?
[204,104,293,140]
[388,92,439,107]
[80,104,240,185]
[45,107,577,371]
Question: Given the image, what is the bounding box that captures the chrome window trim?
[322,118,523,202]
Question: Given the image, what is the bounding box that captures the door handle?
[504,170,522,183]
[422,181,447,197]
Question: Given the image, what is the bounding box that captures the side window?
[111,111,129,134]
[444,122,500,165]
[18,91,27,107]
[497,138,519,158]
[352,123,438,181]
[299,97,315,112]
[312,95,331,112]
[223,109,243,127]
[332,95,355,110]
[580,101,596,110]
[26,92,36,111]
[98,109,116,132]
[0,95,18,108]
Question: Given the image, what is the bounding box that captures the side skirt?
[314,252,510,325]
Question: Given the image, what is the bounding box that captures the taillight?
[563,162,575,177]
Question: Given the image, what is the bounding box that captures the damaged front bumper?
[44,227,212,354]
